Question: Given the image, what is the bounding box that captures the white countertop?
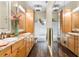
[0,37,22,51]
[0,33,33,51]
[67,32,79,36]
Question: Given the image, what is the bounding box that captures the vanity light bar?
[64,12,71,16]
[14,3,25,13]
[18,5,25,13]
[72,6,79,12]
[52,7,59,10]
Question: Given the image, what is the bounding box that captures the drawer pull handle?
[17,50,19,53]
[64,41,66,44]
[4,53,8,56]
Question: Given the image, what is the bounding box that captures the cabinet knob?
[4,53,8,56]
[64,41,66,44]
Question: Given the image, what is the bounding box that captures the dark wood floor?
[28,39,77,57]
[28,41,50,57]
[52,41,78,57]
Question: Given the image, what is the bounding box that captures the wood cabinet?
[0,46,11,57]
[26,40,30,56]
[25,38,35,56]
[10,50,17,57]
[12,39,24,52]
[0,39,26,57]
[60,34,69,48]
[68,35,75,52]
[0,36,35,57]
[74,36,78,55]
[68,35,79,56]
[77,37,79,56]
[60,34,79,56]
[60,7,79,57]
[11,37,35,57]
[26,9,34,33]
[61,34,75,53]
[16,45,26,57]
[60,8,72,32]
[11,39,26,57]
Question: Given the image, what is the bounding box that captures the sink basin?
[3,37,18,43]
[0,37,17,43]
[72,31,79,33]
[0,40,8,47]
[0,37,18,47]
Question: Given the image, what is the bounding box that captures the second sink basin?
[3,37,18,43]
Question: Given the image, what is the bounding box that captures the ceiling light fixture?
[35,7,42,11]
[52,7,59,10]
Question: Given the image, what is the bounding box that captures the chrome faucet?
[0,32,6,39]
[0,32,3,39]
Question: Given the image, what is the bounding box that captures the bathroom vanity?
[0,33,35,57]
[60,2,79,56]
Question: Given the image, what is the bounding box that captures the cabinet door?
[60,34,69,47]
[60,8,72,32]
[26,9,34,33]
[11,50,17,57]
[74,36,78,55]
[78,37,79,56]
[68,35,75,52]
[25,39,34,56]
[0,46,11,57]
[17,46,26,57]
[26,40,31,56]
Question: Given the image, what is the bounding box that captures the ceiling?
[65,1,79,11]
[12,1,79,22]
[25,1,47,12]
[11,1,71,13]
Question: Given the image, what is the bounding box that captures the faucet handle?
[1,32,3,39]
[4,32,7,38]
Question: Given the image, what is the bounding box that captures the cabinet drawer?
[12,39,24,52]
[17,46,26,57]
[68,36,75,52]
[78,48,79,56]
[11,50,17,57]
[74,37,78,55]
[62,37,68,47]
[74,47,78,55]
[0,46,11,57]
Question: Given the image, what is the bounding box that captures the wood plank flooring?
[28,41,50,57]
[52,41,77,57]
[28,40,77,57]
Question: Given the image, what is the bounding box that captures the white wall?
[35,20,46,41]
[34,11,46,41]
[52,22,60,41]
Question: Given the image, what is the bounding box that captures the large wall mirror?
[63,1,79,32]
[11,1,26,34]
[71,2,79,31]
